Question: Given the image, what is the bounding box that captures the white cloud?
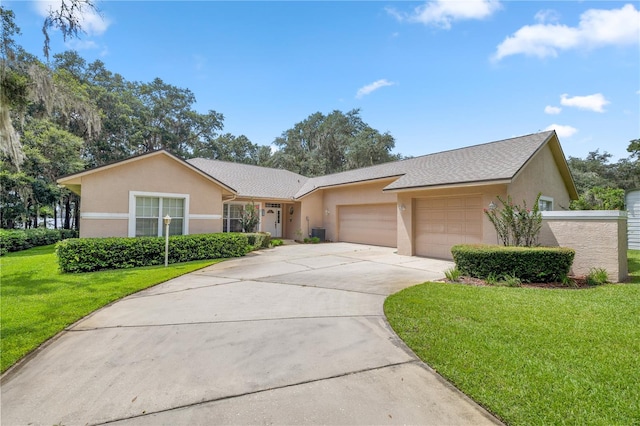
[494,4,640,61]
[387,0,501,29]
[560,93,610,113]
[534,9,560,24]
[545,124,578,138]
[544,105,562,115]
[356,79,396,99]
[34,0,110,36]
[64,39,98,51]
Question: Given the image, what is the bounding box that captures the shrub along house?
[58,131,578,261]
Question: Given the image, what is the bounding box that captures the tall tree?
[194,133,265,164]
[0,6,27,169]
[133,78,223,157]
[270,109,400,177]
[1,7,101,171]
[628,138,640,158]
[567,140,640,210]
[567,150,616,195]
[41,0,100,60]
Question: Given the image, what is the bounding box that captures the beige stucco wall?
[508,144,572,211]
[321,179,398,242]
[299,190,324,239]
[78,219,129,238]
[285,202,302,240]
[396,184,507,256]
[79,154,224,237]
[539,211,628,282]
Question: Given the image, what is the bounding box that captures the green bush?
[0,228,78,255]
[56,233,249,273]
[451,244,575,283]
[444,267,461,282]
[245,232,271,250]
[270,239,284,247]
[586,267,609,286]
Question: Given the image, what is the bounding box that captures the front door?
[263,206,281,237]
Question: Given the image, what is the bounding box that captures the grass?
[384,250,640,426]
[0,245,221,373]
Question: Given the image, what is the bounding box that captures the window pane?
[163,218,183,236]
[136,218,158,237]
[136,197,159,218]
[229,218,243,232]
[229,204,243,219]
[162,198,184,219]
[539,199,553,211]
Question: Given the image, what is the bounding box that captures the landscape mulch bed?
[449,276,591,289]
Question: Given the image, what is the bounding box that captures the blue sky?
[5,0,640,161]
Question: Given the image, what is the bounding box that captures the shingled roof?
[187,158,308,200]
[58,131,575,200]
[383,130,557,191]
[294,131,561,197]
[187,131,570,199]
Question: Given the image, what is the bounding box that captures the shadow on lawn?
[628,251,640,284]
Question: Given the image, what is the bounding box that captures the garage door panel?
[447,223,464,234]
[447,211,465,221]
[338,204,397,247]
[446,198,465,208]
[467,197,483,208]
[415,196,483,259]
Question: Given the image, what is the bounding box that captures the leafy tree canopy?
[270,109,401,177]
[567,139,640,210]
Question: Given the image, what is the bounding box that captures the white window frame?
[538,195,554,211]
[222,201,262,233]
[128,191,190,237]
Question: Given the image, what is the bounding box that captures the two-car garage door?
[338,204,397,247]
[336,196,483,258]
[415,195,483,259]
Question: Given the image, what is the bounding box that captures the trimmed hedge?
[56,233,249,273]
[451,244,575,283]
[0,228,78,256]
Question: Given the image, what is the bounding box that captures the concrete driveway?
[1,242,501,425]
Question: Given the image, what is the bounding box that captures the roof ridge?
[188,157,308,180]
[397,130,555,162]
[302,131,555,182]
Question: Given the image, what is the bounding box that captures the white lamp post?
[164,214,171,267]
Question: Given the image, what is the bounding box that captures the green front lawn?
[385,250,640,426]
[1,245,220,373]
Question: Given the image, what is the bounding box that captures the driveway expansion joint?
[90,360,420,426]
[69,314,388,332]
[251,279,394,297]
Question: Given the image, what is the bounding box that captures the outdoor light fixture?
[488,201,497,211]
[398,204,406,212]
[164,215,171,267]
[325,209,330,216]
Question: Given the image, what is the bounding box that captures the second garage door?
[338,204,397,247]
[415,195,483,259]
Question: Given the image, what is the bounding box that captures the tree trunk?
[73,195,80,231]
[64,196,71,229]
[54,201,58,229]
